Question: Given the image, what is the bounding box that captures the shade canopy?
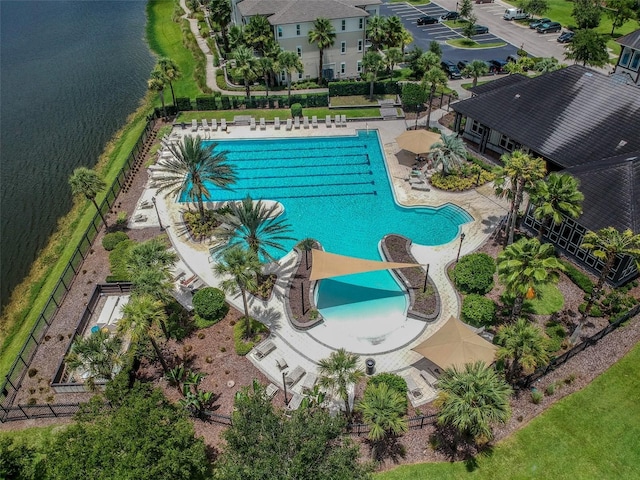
[309,249,420,281]
[396,129,442,155]
[412,317,497,370]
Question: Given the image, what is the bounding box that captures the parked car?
[557,31,575,43]
[529,18,551,29]
[503,8,530,21]
[537,21,562,33]
[488,59,508,74]
[471,24,490,35]
[440,61,463,79]
[439,11,460,22]
[417,15,439,25]
[475,0,494,3]
[456,60,471,74]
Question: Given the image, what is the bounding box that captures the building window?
[499,134,515,151]
[280,70,286,82]
[296,46,302,58]
[359,18,364,29]
[341,41,346,54]
[470,120,483,134]
[358,39,363,52]
[277,27,283,38]
[298,72,303,80]
[357,60,362,73]
[619,47,632,67]
[630,51,640,71]
[340,62,346,74]
[342,20,346,31]
[296,24,300,36]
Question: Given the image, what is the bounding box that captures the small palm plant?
[356,382,408,442]
[68,167,107,225]
[318,348,364,420]
[495,318,549,384]
[65,330,123,390]
[428,133,467,175]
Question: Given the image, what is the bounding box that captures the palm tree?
[209,0,232,52]
[308,17,336,83]
[530,173,583,240]
[243,15,272,56]
[574,227,640,341]
[129,267,174,306]
[462,59,489,88]
[255,56,275,99]
[148,69,167,119]
[494,150,547,245]
[278,50,303,103]
[416,51,440,77]
[535,57,562,74]
[421,66,448,127]
[356,382,408,441]
[384,16,404,49]
[126,237,178,279]
[157,57,182,108]
[119,295,170,373]
[231,45,257,98]
[155,135,237,222]
[497,237,565,319]
[495,318,549,384]
[214,246,261,336]
[399,28,413,60]
[69,167,107,226]
[318,348,364,420]
[361,51,384,100]
[65,330,123,390]
[297,238,316,269]
[436,362,512,448]
[214,195,295,263]
[383,47,403,74]
[366,15,386,52]
[427,133,467,175]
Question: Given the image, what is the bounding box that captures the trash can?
[365,358,375,376]
[181,122,186,130]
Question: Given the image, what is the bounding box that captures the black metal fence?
[0,117,156,423]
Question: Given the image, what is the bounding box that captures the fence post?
[49,403,56,417]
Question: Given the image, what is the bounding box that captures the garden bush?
[367,373,408,411]
[102,231,129,251]
[453,253,496,294]
[192,287,229,323]
[545,321,567,352]
[290,103,303,118]
[430,169,495,191]
[107,239,134,282]
[560,260,594,294]
[461,294,496,327]
[233,319,268,355]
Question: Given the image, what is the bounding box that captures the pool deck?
[132,118,509,406]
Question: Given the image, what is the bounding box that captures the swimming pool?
[189,131,471,353]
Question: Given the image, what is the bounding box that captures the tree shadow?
[364,435,407,463]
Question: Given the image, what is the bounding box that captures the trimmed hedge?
[453,253,496,295]
[461,294,496,327]
[102,231,129,251]
[328,80,400,96]
[560,260,594,294]
[545,321,567,352]
[187,93,329,112]
[107,239,134,282]
[192,287,228,323]
[291,103,303,117]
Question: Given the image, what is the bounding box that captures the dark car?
[456,60,471,74]
[417,15,439,25]
[488,59,508,74]
[441,61,462,79]
[537,21,562,33]
[557,31,575,43]
[439,11,460,21]
[529,18,551,29]
[471,24,490,35]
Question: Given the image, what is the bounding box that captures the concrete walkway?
[134,118,509,407]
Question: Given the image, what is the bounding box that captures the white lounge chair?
[133,214,147,223]
[259,117,266,130]
[311,115,318,128]
[202,119,210,132]
[211,118,218,131]
[286,118,292,131]
[285,366,305,386]
[274,117,281,130]
[191,119,198,132]
[220,118,227,131]
[275,357,288,370]
[303,116,309,129]
[286,393,303,411]
[139,199,153,209]
[300,372,317,394]
[334,114,341,127]
[341,114,347,126]
[294,116,300,129]
[325,114,332,127]
[254,340,276,359]
[265,383,279,400]
[420,369,439,387]
[250,117,256,130]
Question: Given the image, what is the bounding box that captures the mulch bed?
[287,247,319,326]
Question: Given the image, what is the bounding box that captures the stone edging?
[380,234,441,322]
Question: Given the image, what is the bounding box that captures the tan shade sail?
[310,249,420,281]
[396,129,442,155]
[412,317,497,370]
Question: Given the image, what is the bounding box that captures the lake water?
[0,1,154,308]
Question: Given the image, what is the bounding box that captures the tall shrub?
[453,253,496,294]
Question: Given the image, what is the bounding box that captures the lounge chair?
[294,116,300,129]
[274,117,281,130]
[325,114,332,127]
[300,372,317,394]
[202,119,210,132]
[254,340,276,359]
[265,383,279,400]
[133,214,147,223]
[172,268,186,282]
[311,115,318,128]
[404,375,423,399]
[191,119,198,132]
[420,369,439,387]
[335,114,341,127]
[285,366,305,386]
[303,116,309,129]
[220,118,227,131]
[286,118,292,131]
[275,357,288,370]
[259,117,266,130]
[211,118,218,131]
[286,393,303,411]
[139,199,153,209]
[341,114,347,126]
[250,117,256,130]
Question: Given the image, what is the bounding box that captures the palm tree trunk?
[507,181,524,246]
[197,197,206,224]
[538,217,551,241]
[169,82,176,107]
[287,74,292,104]
[150,336,169,373]
[319,49,324,84]
[244,80,250,99]
[369,79,374,101]
[511,294,524,320]
[158,92,167,119]
[91,198,108,228]
[426,87,435,128]
[264,73,269,99]
[240,288,252,337]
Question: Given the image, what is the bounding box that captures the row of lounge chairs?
[191,118,227,133]
[188,115,348,133]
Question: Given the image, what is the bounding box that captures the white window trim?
[340,62,346,74]
[357,60,362,73]
[357,39,363,52]
[296,24,300,36]
[296,46,302,58]
[341,41,346,54]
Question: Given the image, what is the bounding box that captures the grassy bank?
[377,342,640,479]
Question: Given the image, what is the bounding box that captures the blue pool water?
[187,131,471,349]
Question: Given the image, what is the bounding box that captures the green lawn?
[447,39,507,49]
[524,283,564,315]
[377,341,640,479]
[331,94,396,106]
[176,106,389,122]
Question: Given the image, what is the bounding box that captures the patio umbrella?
[396,129,441,155]
[412,316,497,370]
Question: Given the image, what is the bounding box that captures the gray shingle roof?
[237,0,380,25]
[616,29,640,49]
[562,152,640,232]
[468,74,529,95]
[452,65,640,169]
